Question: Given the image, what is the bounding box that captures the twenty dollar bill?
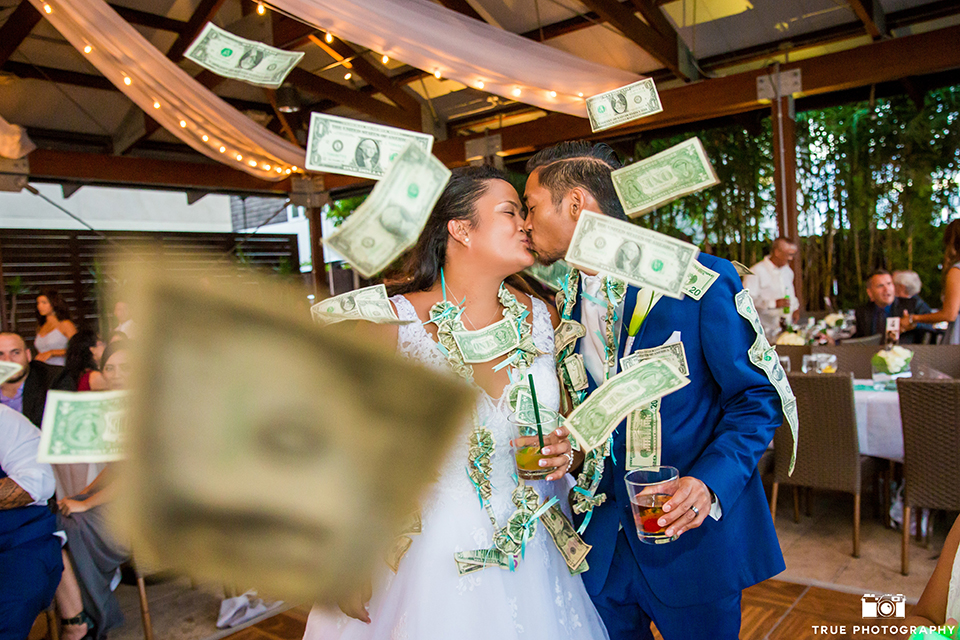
[612,137,720,217]
[184,23,304,89]
[564,210,700,299]
[586,78,663,133]
[37,391,128,463]
[325,143,451,278]
[305,113,434,180]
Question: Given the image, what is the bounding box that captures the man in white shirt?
[0,404,63,638]
[113,301,136,339]
[742,238,800,342]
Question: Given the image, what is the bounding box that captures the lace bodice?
[391,293,559,524]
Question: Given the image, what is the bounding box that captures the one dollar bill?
[310,284,409,325]
[184,23,304,89]
[524,260,571,292]
[611,137,720,217]
[305,113,434,180]
[325,143,451,278]
[564,210,700,299]
[0,361,22,384]
[37,391,128,463]
[586,78,663,133]
[564,357,689,452]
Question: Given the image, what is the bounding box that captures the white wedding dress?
[303,294,609,640]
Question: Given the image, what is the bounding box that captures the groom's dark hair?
[525,142,627,220]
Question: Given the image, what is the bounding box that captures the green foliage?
[631,85,960,310]
[325,195,368,226]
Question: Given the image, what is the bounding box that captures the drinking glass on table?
[778,354,792,373]
[625,466,680,545]
[509,410,560,480]
[802,354,818,373]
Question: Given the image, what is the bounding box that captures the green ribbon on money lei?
[555,266,629,534]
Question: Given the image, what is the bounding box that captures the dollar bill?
[0,360,22,384]
[184,23,304,89]
[611,138,720,217]
[626,398,660,470]
[564,357,689,452]
[620,342,688,376]
[564,210,700,299]
[116,263,474,605]
[524,260,572,292]
[325,143,451,278]
[681,260,719,300]
[305,113,434,180]
[310,285,409,325]
[562,353,589,391]
[452,317,520,364]
[554,319,586,355]
[454,548,510,575]
[732,260,754,277]
[540,504,591,573]
[36,391,127,463]
[586,78,663,133]
[384,511,422,573]
[735,289,798,474]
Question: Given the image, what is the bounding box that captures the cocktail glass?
[509,410,560,480]
[625,466,680,544]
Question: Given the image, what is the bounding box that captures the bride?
[303,166,608,640]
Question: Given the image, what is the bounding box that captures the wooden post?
[304,200,329,299]
[771,94,802,308]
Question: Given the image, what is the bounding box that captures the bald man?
[742,238,800,341]
[0,333,74,427]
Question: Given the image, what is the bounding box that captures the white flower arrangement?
[871,345,913,375]
[824,312,846,328]
[775,331,807,346]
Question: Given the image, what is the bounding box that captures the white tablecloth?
[854,379,903,461]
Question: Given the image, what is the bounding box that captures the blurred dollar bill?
[184,23,304,89]
[611,138,720,217]
[37,391,127,463]
[564,210,700,299]
[732,260,753,277]
[564,357,689,452]
[0,360,22,384]
[305,113,434,180]
[117,264,474,604]
[325,143,451,278]
[586,78,663,133]
[524,260,571,292]
[310,284,409,325]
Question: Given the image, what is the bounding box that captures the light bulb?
[83,45,92,54]
[179,120,187,128]
[344,72,352,80]
[549,90,557,98]
[248,160,257,167]
[257,2,265,15]
[512,87,521,97]
[578,92,584,98]
[434,70,442,79]
[123,76,131,86]
[201,134,209,142]
[285,169,292,174]
[219,146,226,153]
[236,154,243,161]
[291,166,298,172]
[381,54,389,64]
[276,167,283,173]
[476,80,484,89]
[153,101,160,109]
[324,32,333,44]
[43,4,51,13]
[263,164,271,170]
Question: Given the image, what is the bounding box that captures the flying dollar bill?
[0,361,22,384]
[310,284,409,325]
[586,78,663,133]
[325,143,451,278]
[37,391,127,463]
[184,23,304,89]
[564,357,689,452]
[305,113,434,180]
[564,210,700,299]
[116,263,474,604]
[731,260,754,277]
[524,260,571,292]
[611,137,720,217]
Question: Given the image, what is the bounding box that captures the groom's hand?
[658,477,711,539]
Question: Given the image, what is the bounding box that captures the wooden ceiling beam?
[108,5,187,33]
[847,0,887,39]
[322,37,421,113]
[165,0,228,62]
[0,1,42,66]
[287,68,420,130]
[434,0,488,23]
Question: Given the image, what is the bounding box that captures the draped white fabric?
[269,0,643,117]
[0,114,36,159]
[28,0,305,181]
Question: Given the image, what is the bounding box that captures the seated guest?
[55,341,131,640]
[893,270,934,344]
[852,270,928,341]
[0,403,63,639]
[64,330,106,392]
[0,332,74,427]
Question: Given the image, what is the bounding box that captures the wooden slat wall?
[0,229,299,348]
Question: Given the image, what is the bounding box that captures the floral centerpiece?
[871,345,913,389]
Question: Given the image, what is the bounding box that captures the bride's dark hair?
[388,165,509,295]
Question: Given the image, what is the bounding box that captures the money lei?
[555,266,627,533]
[430,281,555,572]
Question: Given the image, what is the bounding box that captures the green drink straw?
[527,373,545,451]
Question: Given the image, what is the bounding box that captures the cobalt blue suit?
[570,254,785,639]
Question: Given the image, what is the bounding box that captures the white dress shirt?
[0,404,55,506]
[742,256,798,341]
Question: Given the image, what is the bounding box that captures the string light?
[344,72,352,80]
[83,45,92,54]
[179,120,187,128]
[236,154,243,161]
[201,134,209,142]
[256,1,265,15]
[263,164,271,170]
[42,4,51,13]
[549,90,557,98]
[153,101,160,109]
[578,92,584,98]
[512,87,521,97]
[123,76,131,86]
[324,32,334,44]
[219,146,226,153]
[476,80,484,89]
[275,167,283,173]
[284,169,292,174]
[291,166,298,171]
[434,70,442,80]
[381,54,389,64]
[248,160,257,167]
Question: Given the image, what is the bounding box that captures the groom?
[523,141,788,640]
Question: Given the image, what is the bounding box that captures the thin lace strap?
[390,294,429,348]
[528,295,555,354]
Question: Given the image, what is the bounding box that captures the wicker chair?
[771,372,864,557]
[896,378,960,575]
[773,344,811,373]
[909,345,960,378]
